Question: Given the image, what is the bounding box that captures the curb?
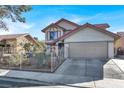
[0,76,91,88]
[0,76,52,85]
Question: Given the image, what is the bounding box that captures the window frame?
[49,31,58,40]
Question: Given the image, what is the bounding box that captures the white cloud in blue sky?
[1,5,124,40]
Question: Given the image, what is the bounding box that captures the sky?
[1,5,124,40]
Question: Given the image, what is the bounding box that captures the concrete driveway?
[55,58,124,81]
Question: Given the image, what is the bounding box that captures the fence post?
[50,52,53,72]
[2,47,4,54]
[19,53,22,69]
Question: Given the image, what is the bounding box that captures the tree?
[34,37,38,41]
[23,43,32,52]
[0,5,32,31]
[33,37,46,52]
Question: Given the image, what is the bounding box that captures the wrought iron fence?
[0,47,65,72]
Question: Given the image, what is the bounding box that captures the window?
[49,31,58,40]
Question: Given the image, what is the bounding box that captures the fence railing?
[0,47,15,54]
[0,47,65,72]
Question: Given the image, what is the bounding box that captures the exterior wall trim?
[107,41,108,58]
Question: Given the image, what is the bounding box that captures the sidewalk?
[1,69,124,88]
[0,69,95,88]
[112,59,124,73]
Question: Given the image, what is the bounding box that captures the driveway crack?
[93,79,96,88]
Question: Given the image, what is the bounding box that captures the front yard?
[0,52,64,72]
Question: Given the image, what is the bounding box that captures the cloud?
[0,19,35,35]
[56,13,103,25]
[110,27,124,33]
[0,30,13,35]
[18,23,35,29]
[68,15,84,23]
[69,13,103,23]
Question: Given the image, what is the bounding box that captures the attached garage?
[69,42,108,59]
[62,23,119,59]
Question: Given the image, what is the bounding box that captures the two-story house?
[41,18,119,59]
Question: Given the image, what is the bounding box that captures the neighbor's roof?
[0,33,41,47]
[47,23,119,45]
[0,33,28,41]
[117,32,124,37]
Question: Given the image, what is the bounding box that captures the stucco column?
[108,42,114,58]
[64,44,69,58]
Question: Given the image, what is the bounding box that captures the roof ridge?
[41,18,111,33]
[55,18,79,26]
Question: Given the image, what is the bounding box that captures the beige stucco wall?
[2,36,40,54]
[115,37,124,50]
[57,21,77,30]
[16,36,32,53]
[6,39,17,47]
[6,39,17,53]
[65,27,114,43]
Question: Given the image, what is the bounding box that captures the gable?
[25,35,41,47]
[57,21,77,30]
[45,26,63,32]
[16,36,29,45]
[65,27,114,43]
[42,24,65,33]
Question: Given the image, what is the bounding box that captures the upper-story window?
[49,31,58,40]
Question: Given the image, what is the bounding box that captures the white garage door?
[69,42,108,59]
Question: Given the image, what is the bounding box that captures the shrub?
[9,54,28,66]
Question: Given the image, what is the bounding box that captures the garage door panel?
[69,42,107,59]
[69,43,87,58]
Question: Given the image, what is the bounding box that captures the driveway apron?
[55,59,104,79]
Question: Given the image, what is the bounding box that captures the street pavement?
[0,76,51,88]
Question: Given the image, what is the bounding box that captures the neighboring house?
[41,18,119,59]
[115,32,124,55]
[0,33,41,54]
